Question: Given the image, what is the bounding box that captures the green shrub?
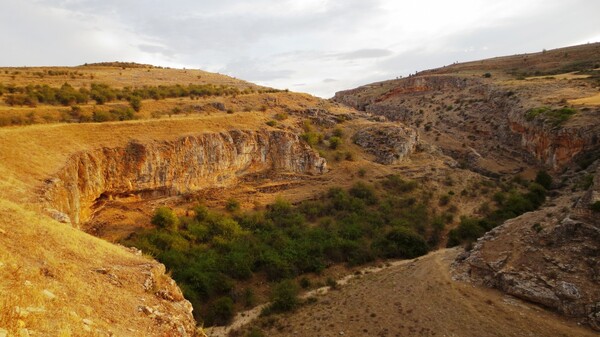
[329,136,342,149]
[372,227,428,259]
[265,120,276,127]
[129,95,142,112]
[591,201,600,212]
[447,217,486,247]
[535,170,552,189]
[151,207,179,230]
[381,175,417,193]
[301,131,322,147]
[225,198,240,212]
[349,182,378,205]
[265,280,299,314]
[206,297,234,326]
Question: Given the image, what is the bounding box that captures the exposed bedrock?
[42,129,327,225]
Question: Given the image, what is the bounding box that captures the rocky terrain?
[0,44,599,336]
[334,43,600,175]
[453,164,600,329]
[42,130,326,225]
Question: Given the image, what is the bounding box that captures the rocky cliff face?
[42,129,326,225]
[334,74,600,172]
[453,166,600,330]
[508,113,600,169]
[352,124,418,164]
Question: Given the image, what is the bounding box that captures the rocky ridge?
[334,74,600,172]
[452,165,600,330]
[41,129,326,225]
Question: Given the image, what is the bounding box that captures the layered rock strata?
[42,129,326,225]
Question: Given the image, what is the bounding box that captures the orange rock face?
[42,129,327,225]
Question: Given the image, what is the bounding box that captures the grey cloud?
[138,44,175,57]
[221,59,294,82]
[335,49,393,60]
[323,78,337,83]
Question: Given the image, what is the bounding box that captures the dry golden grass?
[0,198,193,336]
[569,92,600,105]
[525,71,591,81]
[0,65,260,90]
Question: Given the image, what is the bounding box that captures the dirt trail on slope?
[257,249,597,337]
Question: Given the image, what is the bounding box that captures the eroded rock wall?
[42,129,326,225]
[453,166,600,330]
[334,74,600,171]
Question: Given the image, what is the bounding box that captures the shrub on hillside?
[264,280,300,314]
[535,170,552,190]
[372,226,428,259]
[151,207,179,230]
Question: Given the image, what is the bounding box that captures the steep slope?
[453,164,600,329]
[42,130,326,225]
[328,43,600,333]
[0,199,197,336]
[0,88,336,335]
[333,43,600,174]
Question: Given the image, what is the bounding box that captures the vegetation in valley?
[122,176,436,325]
[447,171,550,247]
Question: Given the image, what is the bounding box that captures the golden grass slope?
[0,199,193,336]
[0,64,261,90]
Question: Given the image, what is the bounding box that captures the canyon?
[0,43,599,336]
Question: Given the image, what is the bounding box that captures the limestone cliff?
[352,124,418,164]
[42,129,327,225]
[508,113,599,169]
[453,165,600,330]
[334,74,600,172]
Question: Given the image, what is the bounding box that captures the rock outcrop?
[508,114,600,169]
[42,129,326,225]
[352,124,418,164]
[453,167,600,330]
[333,74,600,172]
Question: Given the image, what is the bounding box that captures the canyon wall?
[42,129,327,225]
[453,167,600,329]
[334,75,600,171]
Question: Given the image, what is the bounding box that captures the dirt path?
[253,249,597,337]
[205,260,412,337]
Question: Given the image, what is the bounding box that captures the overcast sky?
[1,0,599,97]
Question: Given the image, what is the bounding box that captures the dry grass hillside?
[1,45,599,336]
[245,249,597,337]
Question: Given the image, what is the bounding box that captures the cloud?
[335,49,394,60]
[1,0,599,98]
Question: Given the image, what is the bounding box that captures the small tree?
[535,170,552,190]
[129,95,142,112]
[267,280,299,314]
[151,207,179,230]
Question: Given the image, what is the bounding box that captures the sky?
[1,1,599,98]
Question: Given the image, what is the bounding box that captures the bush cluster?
[525,106,577,126]
[447,176,549,247]
[1,82,270,108]
[122,177,434,326]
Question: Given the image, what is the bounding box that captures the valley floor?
[252,248,595,337]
